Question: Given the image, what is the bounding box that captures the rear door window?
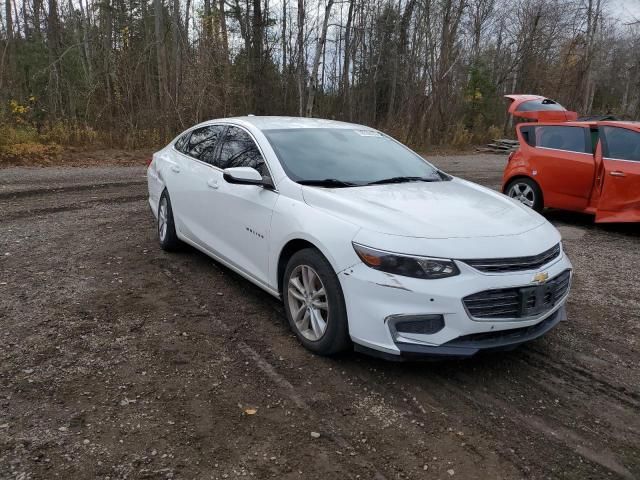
[184,125,225,165]
[534,126,590,153]
[217,126,268,176]
[602,126,640,161]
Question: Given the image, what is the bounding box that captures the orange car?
[502,94,640,223]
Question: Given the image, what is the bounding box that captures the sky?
[609,0,640,22]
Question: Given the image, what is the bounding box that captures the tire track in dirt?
[0,180,146,200]
[350,360,635,479]
[431,371,636,479]
[1,194,147,221]
[521,347,640,407]
[155,246,537,478]
[159,264,391,480]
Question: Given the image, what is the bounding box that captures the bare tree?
[306,0,334,117]
[297,0,305,116]
[0,0,638,149]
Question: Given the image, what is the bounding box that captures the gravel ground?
[0,153,639,480]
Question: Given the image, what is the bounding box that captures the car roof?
[223,116,369,131]
[519,120,640,129]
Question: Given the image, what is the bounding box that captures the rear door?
[169,124,226,243]
[596,124,640,222]
[521,124,595,210]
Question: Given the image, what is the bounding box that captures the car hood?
[301,178,546,239]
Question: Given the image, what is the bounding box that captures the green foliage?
[463,62,497,131]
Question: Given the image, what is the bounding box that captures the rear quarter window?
[534,126,589,153]
[520,126,535,146]
[174,132,190,153]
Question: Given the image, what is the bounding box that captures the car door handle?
[207,179,219,189]
[170,165,181,173]
[609,171,626,177]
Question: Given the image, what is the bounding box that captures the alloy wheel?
[508,182,536,208]
[287,265,329,341]
[158,197,168,241]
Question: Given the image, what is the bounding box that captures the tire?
[505,177,543,212]
[157,190,180,251]
[283,248,351,355]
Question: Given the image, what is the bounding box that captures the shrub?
[486,125,503,141]
[450,122,473,148]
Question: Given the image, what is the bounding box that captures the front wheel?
[283,248,350,355]
[505,178,543,212]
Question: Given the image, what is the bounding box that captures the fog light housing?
[387,314,445,340]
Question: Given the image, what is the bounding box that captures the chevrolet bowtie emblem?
[533,272,549,284]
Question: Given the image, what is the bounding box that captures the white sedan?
[147,117,572,359]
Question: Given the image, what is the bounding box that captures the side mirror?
[223,167,274,189]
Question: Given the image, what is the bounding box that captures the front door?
[596,125,640,222]
[522,124,595,210]
[203,125,278,285]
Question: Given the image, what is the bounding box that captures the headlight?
[352,243,460,279]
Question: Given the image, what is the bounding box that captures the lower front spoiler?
[354,306,567,361]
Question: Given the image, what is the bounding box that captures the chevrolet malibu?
[147,117,572,359]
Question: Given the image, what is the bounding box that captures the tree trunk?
[341,0,354,119]
[296,0,305,116]
[386,0,404,125]
[6,0,13,42]
[282,0,287,72]
[219,0,229,61]
[47,0,62,115]
[581,0,601,114]
[251,0,265,113]
[305,0,334,117]
[154,0,168,110]
[172,0,181,104]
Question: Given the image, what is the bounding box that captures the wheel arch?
[276,239,321,295]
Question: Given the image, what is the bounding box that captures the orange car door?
[526,125,594,211]
[596,125,640,223]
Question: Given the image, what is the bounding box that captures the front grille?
[462,243,561,273]
[463,269,571,319]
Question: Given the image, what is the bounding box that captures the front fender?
[268,197,362,289]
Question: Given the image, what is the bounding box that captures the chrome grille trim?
[463,269,571,320]
[461,243,561,273]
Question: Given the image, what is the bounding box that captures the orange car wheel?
[505,178,543,212]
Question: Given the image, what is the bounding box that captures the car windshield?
[262,128,445,186]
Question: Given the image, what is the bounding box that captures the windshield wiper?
[366,176,438,185]
[297,179,359,188]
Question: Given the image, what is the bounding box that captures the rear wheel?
[283,248,350,355]
[506,178,543,212]
[158,190,180,251]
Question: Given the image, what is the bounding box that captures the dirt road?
[1,155,639,479]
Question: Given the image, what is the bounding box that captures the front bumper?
[338,251,572,359]
[354,306,566,360]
